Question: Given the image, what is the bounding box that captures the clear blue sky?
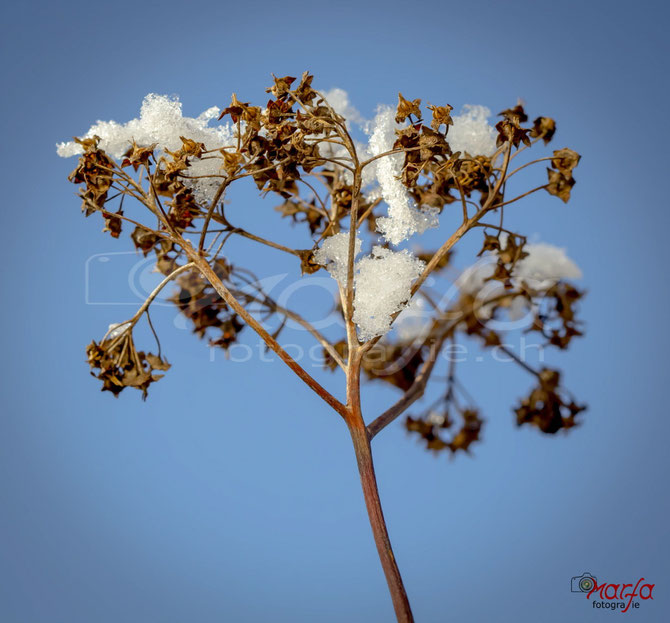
[1,1,668,621]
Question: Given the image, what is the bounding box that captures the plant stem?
[183,246,348,418]
[346,353,414,623]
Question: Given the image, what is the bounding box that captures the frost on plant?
[57,94,234,204]
[458,237,583,323]
[447,105,497,157]
[459,238,582,295]
[514,242,582,287]
[107,322,132,339]
[315,234,424,342]
[323,88,364,126]
[313,232,361,284]
[353,247,425,342]
[369,107,439,245]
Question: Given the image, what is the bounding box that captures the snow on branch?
[57,94,234,204]
[353,247,424,342]
[447,105,497,157]
[368,106,439,245]
[315,233,425,342]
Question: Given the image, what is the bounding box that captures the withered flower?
[395,93,422,123]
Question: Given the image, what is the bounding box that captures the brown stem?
[346,353,414,623]
[182,244,348,419]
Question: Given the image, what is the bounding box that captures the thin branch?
[356,197,382,228]
[506,156,555,179]
[199,177,233,253]
[496,344,541,378]
[231,285,347,373]
[474,222,526,240]
[181,242,348,418]
[81,198,171,242]
[453,174,469,223]
[342,127,363,356]
[509,136,543,161]
[360,146,423,169]
[489,184,548,210]
[102,262,195,349]
[145,309,162,358]
[367,335,445,439]
[226,227,302,257]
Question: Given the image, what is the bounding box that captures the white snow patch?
[323,88,364,126]
[458,238,582,296]
[57,94,234,204]
[353,246,424,342]
[447,105,497,157]
[368,107,439,245]
[313,233,362,285]
[107,322,131,340]
[514,242,582,289]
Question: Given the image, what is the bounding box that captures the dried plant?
[59,73,585,622]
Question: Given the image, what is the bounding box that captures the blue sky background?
[1,1,669,621]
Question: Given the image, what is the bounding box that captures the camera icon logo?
[571,572,597,593]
